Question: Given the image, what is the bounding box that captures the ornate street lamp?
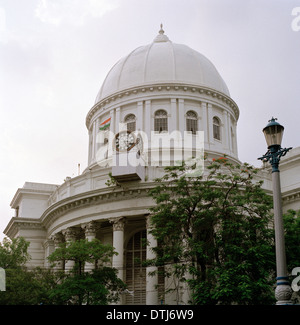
[258,117,293,305]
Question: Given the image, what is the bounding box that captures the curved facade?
[7,27,300,305]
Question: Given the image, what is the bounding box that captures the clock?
[114,130,136,152]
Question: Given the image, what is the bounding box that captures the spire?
[159,23,164,35]
[153,23,170,43]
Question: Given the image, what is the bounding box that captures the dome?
[95,26,230,104]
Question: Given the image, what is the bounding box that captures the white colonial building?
[3,26,300,305]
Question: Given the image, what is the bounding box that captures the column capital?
[62,227,80,242]
[146,214,155,229]
[43,238,54,249]
[51,232,64,245]
[109,217,126,231]
[81,221,99,237]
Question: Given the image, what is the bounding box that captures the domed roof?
[95,26,230,104]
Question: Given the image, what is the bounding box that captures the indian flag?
[99,117,111,131]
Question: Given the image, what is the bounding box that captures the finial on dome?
[153,23,169,43]
[159,23,164,35]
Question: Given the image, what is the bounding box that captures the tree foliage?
[0,237,126,305]
[0,237,30,269]
[47,238,126,305]
[283,209,300,271]
[283,209,300,304]
[148,157,276,305]
[0,237,49,305]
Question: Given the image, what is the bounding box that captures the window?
[124,114,136,132]
[125,230,146,305]
[186,111,198,134]
[213,117,221,141]
[154,110,168,133]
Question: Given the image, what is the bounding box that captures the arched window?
[125,230,146,305]
[154,110,168,133]
[213,117,221,141]
[124,114,136,132]
[186,110,198,134]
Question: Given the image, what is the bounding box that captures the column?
[115,107,121,134]
[201,102,208,146]
[146,215,158,305]
[233,120,238,156]
[62,228,79,272]
[207,103,213,144]
[145,100,151,141]
[222,110,229,151]
[92,120,96,163]
[178,99,185,135]
[88,130,92,165]
[170,98,178,133]
[109,108,115,136]
[110,217,126,280]
[51,233,64,270]
[43,238,54,269]
[110,217,126,305]
[82,221,99,272]
[137,101,143,132]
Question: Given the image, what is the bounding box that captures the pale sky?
[1,0,300,240]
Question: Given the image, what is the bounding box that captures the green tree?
[283,209,300,271]
[283,209,300,304]
[0,237,54,305]
[0,237,30,269]
[148,157,276,305]
[48,238,126,305]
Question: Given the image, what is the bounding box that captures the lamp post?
[258,117,293,305]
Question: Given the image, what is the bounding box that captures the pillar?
[82,221,98,272]
[51,233,64,270]
[109,217,126,280]
[83,221,98,270]
[207,103,213,144]
[109,217,126,304]
[43,238,54,269]
[145,100,151,149]
[146,215,158,305]
[201,102,208,146]
[178,99,185,135]
[115,107,121,134]
[137,101,143,131]
[62,228,79,272]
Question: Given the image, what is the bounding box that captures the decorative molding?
[109,217,126,231]
[81,221,99,236]
[3,217,45,239]
[86,83,239,129]
[62,227,80,242]
[41,185,152,230]
[51,232,64,245]
[282,190,300,204]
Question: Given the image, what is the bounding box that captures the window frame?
[213,116,221,141]
[186,110,198,134]
[124,114,136,132]
[154,109,168,133]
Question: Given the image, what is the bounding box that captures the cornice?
[10,187,57,209]
[41,183,156,230]
[3,217,45,239]
[85,83,239,129]
[282,188,300,205]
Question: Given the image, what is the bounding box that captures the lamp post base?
[275,285,293,305]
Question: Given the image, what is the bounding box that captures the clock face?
[114,131,136,152]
